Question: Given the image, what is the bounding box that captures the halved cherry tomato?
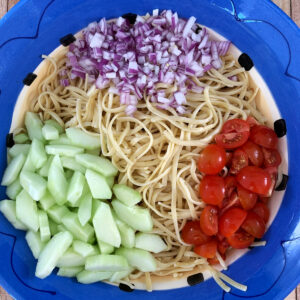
[181,221,211,245]
[241,211,266,239]
[199,175,225,205]
[226,152,233,167]
[250,125,278,149]
[230,149,248,175]
[208,252,226,265]
[194,239,217,258]
[224,176,237,198]
[262,148,282,168]
[222,119,250,134]
[237,184,257,210]
[200,205,219,236]
[219,207,247,237]
[259,196,270,204]
[218,239,230,255]
[242,140,264,167]
[236,166,272,196]
[246,116,259,128]
[252,202,270,223]
[264,167,278,197]
[220,191,241,214]
[227,229,255,249]
[197,144,226,175]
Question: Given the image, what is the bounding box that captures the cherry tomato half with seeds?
[219,207,247,237]
[237,184,257,210]
[199,175,225,205]
[250,125,278,149]
[197,144,226,175]
[224,176,237,199]
[218,238,230,255]
[194,239,217,258]
[230,149,249,175]
[242,140,264,167]
[246,116,259,128]
[222,119,251,134]
[262,148,282,168]
[236,166,272,196]
[200,205,219,236]
[252,202,270,223]
[181,221,211,245]
[220,191,241,215]
[227,229,255,249]
[241,211,266,239]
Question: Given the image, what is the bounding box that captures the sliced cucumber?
[57,266,83,278]
[109,267,133,283]
[45,119,64,134]
[135,233,167,253]
[0,200,27,230]
[62,212,95,243]
[65,169,73,180]
[13,133,29,144]
[116,247,157,272]
[61,156,86,174]
[49,134,73,146]
[6,178,22,200]
[66,128,101,150]
[48,155,68,205]
[47,205,70,224]
[92,199,101,218]
[93,202,121,247]
[112,200,153,232]
[22,152,36,172]
[38,156,54,178]
[76,270,113,284]
[85,169,112,199]
[25,112,44,142]
[73,240,98,258]
[114,215,135,248]
[20,171,47,201]
[39,190,56,211]
[86,148,100,156]
[85,254,128,272]
[38,211,51,242]
[56,249,85,267]
[35,231,73,279]
[57,224,68,232]
[76,154,118,178]
[8,144,30,158]
[45,145,84,157]
[112,184,141,207]
[67,171,85,204]
[78,192,92,226]
[106,176,115,188]
[31,139,47,169]
[48,219,59,235]
[42,124,59,141]
[1,153,26,186]
[98,240,114,254]
[25,230,45,259]
[16,190,39,232]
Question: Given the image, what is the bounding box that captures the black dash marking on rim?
[195,25,202,34]
[275,174,289,191]
[187,273,204,286]
[274,119,287,138]
[59,34,76,46]
[238,53,254,71]
[23,73,37,86]
[6,133,14,148]
[122,13,137,24]
[118,283,134,292]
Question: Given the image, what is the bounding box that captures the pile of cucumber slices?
[0,112,167,284]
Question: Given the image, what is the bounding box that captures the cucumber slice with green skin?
[39,191,56,211]
[114,215,135,248]
[85,169,112,199]
[25,112,45,142]
[92,199,102,218]
[56,249,85,267]
[57,266,83,278]
[116,247,157,272]
[22,152,36,172]
[78,192,92,226]
[93,202,121,247]
[85,254,129,272]
[25,231,46,259]
[135,233,167,253]
[42,124,59,141]
[31,139,48,169]
[13,133,29,144]
[66,128,101,150]
[106,176,115,188]
[67,171,85,204]
[39,211,51,242]
[98,240,114,254]
[8,144,31,158]
[45,145,84,157]
[76,270,113,284]
[20,171,47,201]
[0,200,27,230]
[76,154,118,177]
[85,148,100,156]
[112,200,153,232]
[38,156,54,178]
[68,180,89,208]
[48,155,68,205]
[62,212,95,243]
[35,231,73,279]
[47,205,70,224]
[16,190,39,232]
[61,157,86,174]
[73,240,98,258]
[6,178,22,200]
[57,224,68,232]
[1,153,26,186]
[109,267,134,283]
[49,134,73,146]
[45,119,64,134]
[112,184,142,207]
[48,219,59,235]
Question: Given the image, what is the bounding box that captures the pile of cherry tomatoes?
[181,117,281,265]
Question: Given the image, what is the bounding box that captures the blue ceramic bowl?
[0,0,300,299]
